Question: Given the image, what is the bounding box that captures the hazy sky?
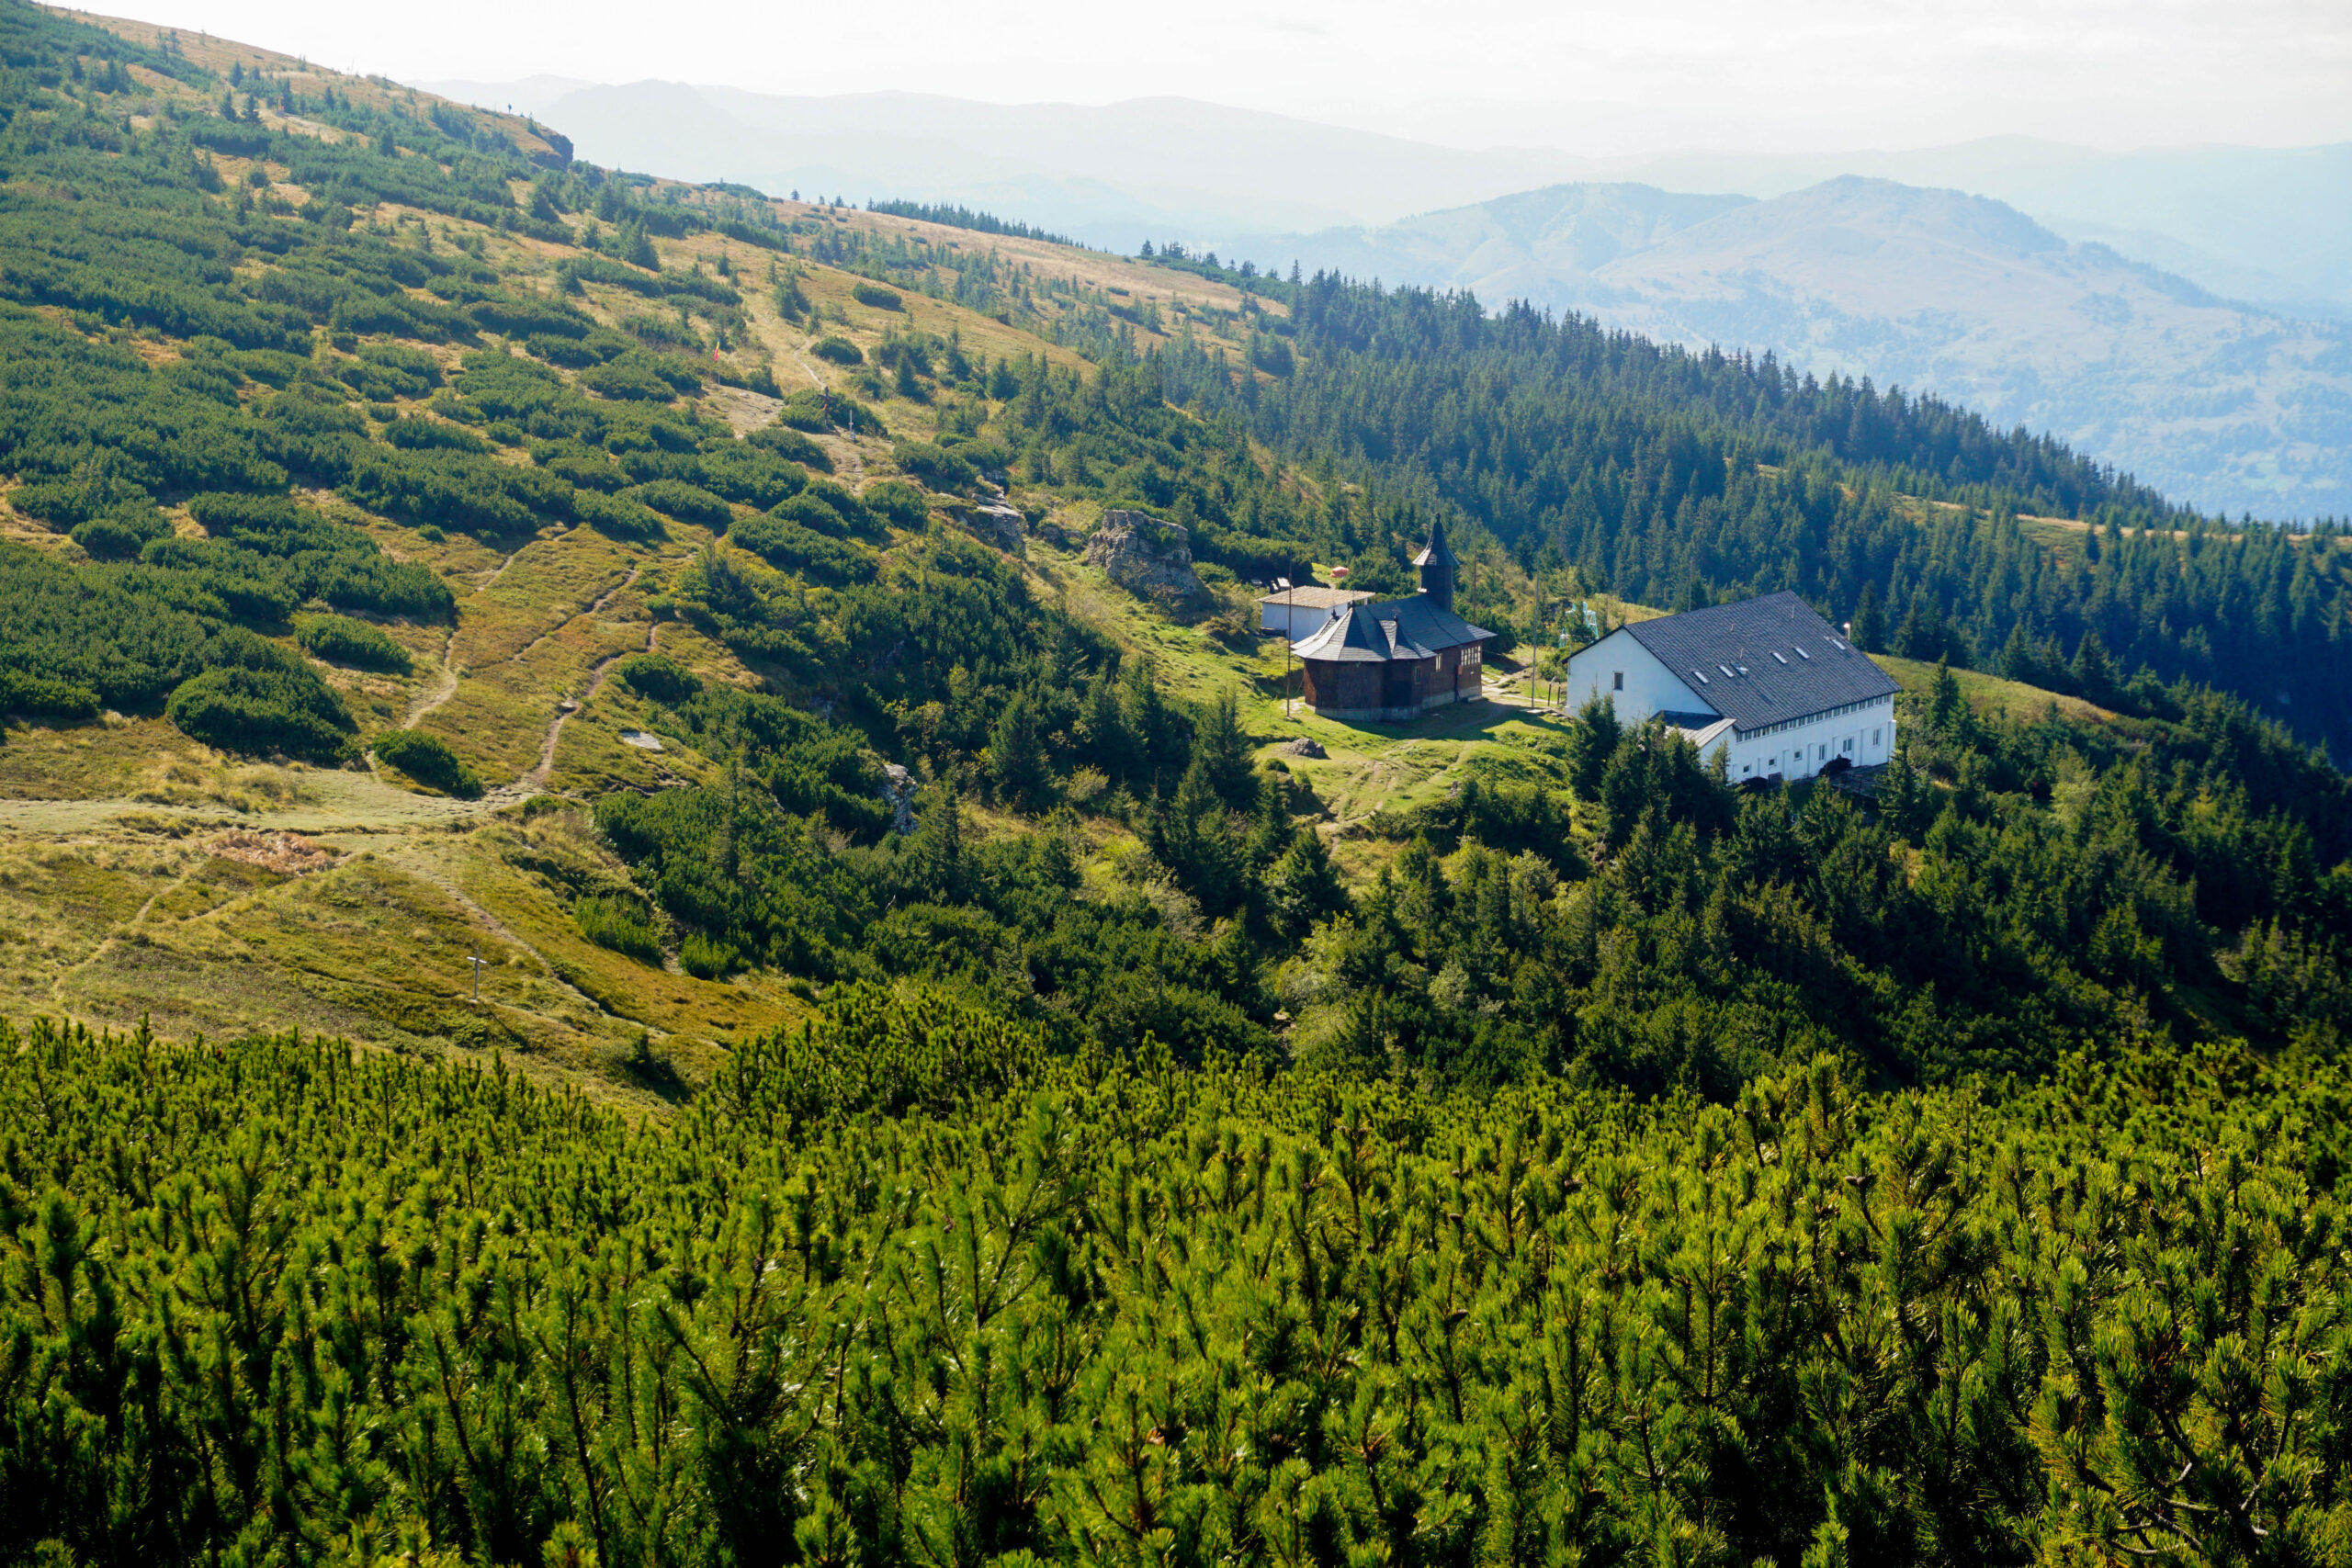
[153,0,2350,152]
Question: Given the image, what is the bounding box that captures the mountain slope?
[1256,177,2352,517]
[3,0,2346,1100]
[1587,137,2352,319]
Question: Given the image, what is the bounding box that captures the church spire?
[1413,519,1458,613]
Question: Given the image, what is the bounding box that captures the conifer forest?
[0,3,2348,1563]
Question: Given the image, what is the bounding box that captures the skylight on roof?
[1771,650,1788,664]
[1719,664,1736,679]
[1692,669,1709,683]
[1795,647,1813,660]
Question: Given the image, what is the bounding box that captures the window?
[1611,671,1623,691]
[1842,737,1853,753]
[1742,762,1752,774]
[1872,728,1882,745]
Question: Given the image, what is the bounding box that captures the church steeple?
[1413,519,1458,613]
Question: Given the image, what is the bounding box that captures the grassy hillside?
[0,6,1512,1087]
[0,0,2345,1114]
[0,4,1290,1099]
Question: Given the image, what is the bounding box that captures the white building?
[1256,584,1376,643]
[1565,592,1900,784]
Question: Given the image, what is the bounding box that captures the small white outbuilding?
[1256,584,1376,643]
[1566,592,1901,783]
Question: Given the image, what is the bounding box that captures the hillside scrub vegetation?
[0,1001,2346,1567]
[293,611,412,671]
[372,726,483,795]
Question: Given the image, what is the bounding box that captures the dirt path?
[787,347,869,483]
[525,650,623,789]
[514,566,643,789]
[397,627,461,729]
[477,536,537,591]
[47,865,196,1009]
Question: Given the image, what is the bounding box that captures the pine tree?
[1851,582,1887,652]
[1928,658,1967,739]
[988,693,1048,810]
[915,779,967,901]
[1193,686,1254,810]
[1264,827,1347,937]
[1152,752,1238,912]
[1568,695,1623,801]
[1998,623,2042,685]
[2071,632,2119,706]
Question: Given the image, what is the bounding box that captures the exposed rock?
[1084,510,1211,609]
[1281,736,1328,760]
[879,762,918,835]
[970,502,1027,554]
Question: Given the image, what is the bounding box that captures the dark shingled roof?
[1294,592,1493,663]
[1622,591,1900,731]
[1411,516,1458,569]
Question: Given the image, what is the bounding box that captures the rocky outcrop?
[970,502,1027,554]
[879,762,918,835]
[1084,511,1211,609]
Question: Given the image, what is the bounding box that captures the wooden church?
[1292,523,1494,723]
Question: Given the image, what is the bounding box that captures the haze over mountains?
[424,77,2352,517]
[428,79,2352,320]
[1243,179,2352,518]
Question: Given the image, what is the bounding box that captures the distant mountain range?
[424,79,2352,515]
[1246,179,2352,518]
[424,80,2352,321]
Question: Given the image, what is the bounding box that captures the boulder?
[1084,510,1211,609]
[970,502,1027,554]
[1281,736,1328,760]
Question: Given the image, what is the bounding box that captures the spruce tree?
[1568,695,1623,801]
[988,693,1048,810]
[1851,582,1887,652]
[1193,686,1254,810]
[1153,752,1238,911]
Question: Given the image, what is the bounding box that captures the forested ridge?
[1137,277,2352,758]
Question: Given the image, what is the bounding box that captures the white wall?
[1568,633,1898,783]
[1565,629,1711,722]
[1261,601,1350,642]
[1713,696,1898,782]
